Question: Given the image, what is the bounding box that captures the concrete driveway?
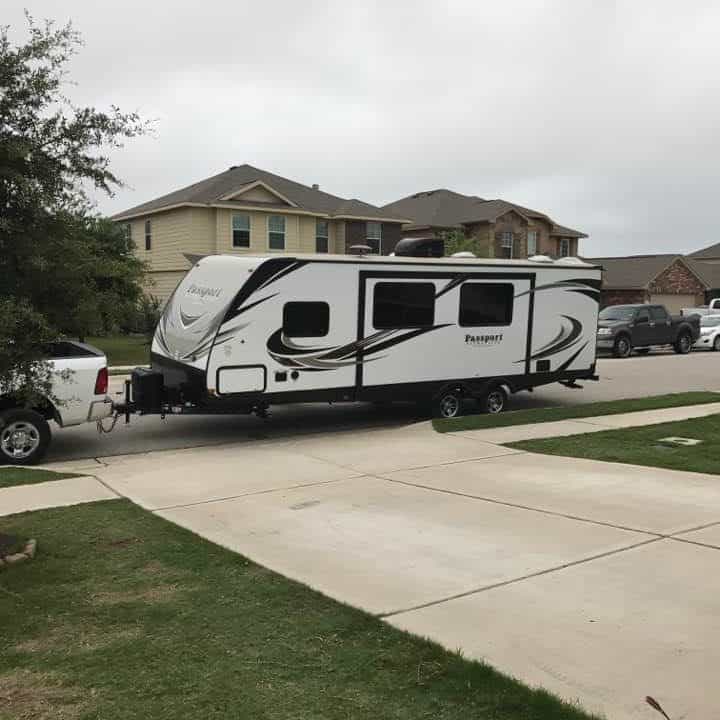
[52,413,720,720]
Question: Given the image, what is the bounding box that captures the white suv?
[0,341,112,465]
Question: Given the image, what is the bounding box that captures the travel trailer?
[125,253,602,420]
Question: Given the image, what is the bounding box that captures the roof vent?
[451,251,476,258]
[312,183,320,190]
[555,256,588,266]
[529,254,553,263]
[229,165,239,170]
[394,237,444,258]
[349,244,373,256]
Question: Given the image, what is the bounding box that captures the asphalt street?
[44,349,719,463]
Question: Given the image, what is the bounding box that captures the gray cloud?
[7,0,720,255]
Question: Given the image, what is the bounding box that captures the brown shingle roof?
[586,254,706,289]
[381,189,586,238]
[686,258,720,289]
[113,164,407,222]
[689,242,720,260]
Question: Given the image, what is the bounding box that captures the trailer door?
[358,272,534,390]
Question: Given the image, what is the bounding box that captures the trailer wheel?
[0,409,51,466]
[674,332,692,354]
[481,386,507,415]
[434,390,464,419]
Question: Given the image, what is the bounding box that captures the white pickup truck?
[681,298,720,317]
[0,341,112,465]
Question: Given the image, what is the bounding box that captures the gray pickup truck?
[596,304,700,358]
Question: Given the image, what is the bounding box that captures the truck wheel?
[0,409,51,466]
[434,389,464,419]
[674,332,692,354]
[613,335,632,358]
[481,386,507,414]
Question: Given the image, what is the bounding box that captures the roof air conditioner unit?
[451,251,476,258]
[529,254,553,263]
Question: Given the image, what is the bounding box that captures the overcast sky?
[7,0,720,256]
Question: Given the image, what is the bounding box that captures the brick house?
[113,164,408,301]
[586,255,708,312]
[381,189,586,259]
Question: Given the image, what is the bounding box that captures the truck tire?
[481,386,507,414]
[674,332,692,354]
[433,389,464,419]
[0,409,51,465]
[613,335,632,358]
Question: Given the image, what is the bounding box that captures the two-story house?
[381,189,586,259]
[112,164,409,301]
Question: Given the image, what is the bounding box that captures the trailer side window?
[459,283,514,327]
[373,282,435,329]
[283,302,329,337]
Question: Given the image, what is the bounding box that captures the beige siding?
[144,270,188,303]
[189,207,217,255]
[231,186,284,203]
[335,221,346,253]
[298,215,317,253]
[134,208,192,271]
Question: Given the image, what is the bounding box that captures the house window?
[501,231,513,258]
[283,302,329,337]
[268,215,286,250]
[459,283,514,327]
[373,282,435,329]
[366,221,382,254]
[559,238,570,257]
[144,220,152,251]
[122,223,132,243]
[232,214,250,248]
[527,230,537,257]
[316,220,329,253]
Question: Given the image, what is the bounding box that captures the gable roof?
[688,241,720,260]
[586,254,709,290]
[381,189,587,238]
[686,257,720,289]
[113,164,409,222]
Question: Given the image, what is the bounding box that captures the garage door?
[650,294,698,314]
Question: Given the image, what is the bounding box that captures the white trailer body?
[139,254,601,415]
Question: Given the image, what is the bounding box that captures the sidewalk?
[446,400,720,444]
[0,476,118,517]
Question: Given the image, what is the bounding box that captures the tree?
[442,229,492,258]
[0,15,148,402]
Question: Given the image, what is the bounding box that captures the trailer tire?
[674,332,692,354]
[612,334,632,358]
[433,389,464,419]
[0,409,51,466]
[481,386,507,415]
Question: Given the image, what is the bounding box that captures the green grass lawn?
[433,392,720,433]
[0,468,78,490]
[509,413,720,475]
[0,498,596,720]
[84,335,150,367]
